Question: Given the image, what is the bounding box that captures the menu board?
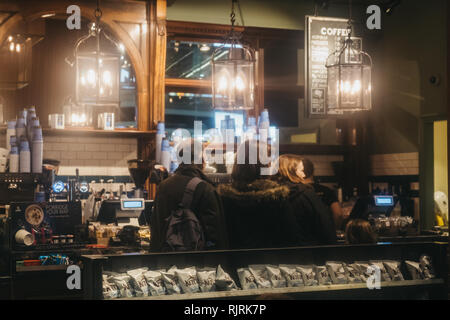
[305,16,361,118]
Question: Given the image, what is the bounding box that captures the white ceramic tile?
[52,143,68,151]
[70,144,85,151]
[116,144,130,152]
[85,144,100,152]
[77,151,92,160]
[44,151,61,160]
[60,151,78,160]
[100,144,116,152]
[107,152,125,160]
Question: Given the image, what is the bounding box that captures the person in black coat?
[217,141,298,249]
[150,140,229,252]
[275,154,337,245]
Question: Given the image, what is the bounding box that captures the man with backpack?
[150,140,229,252]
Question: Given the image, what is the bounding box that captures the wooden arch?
[0,0,167,132]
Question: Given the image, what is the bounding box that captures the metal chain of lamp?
[71,0,122,106]
[211,0,256,111]
[325,0,372,114]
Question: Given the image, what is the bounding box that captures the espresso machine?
[96,159,154,227]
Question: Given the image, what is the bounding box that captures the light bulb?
[352,80,361,94]
[102,71,112,86]
[87,69,96,86]
[8,36,12,42]
[218,76,228,92]
[16,44,21,52]
[9,42,14,51]
[235,76,245,91]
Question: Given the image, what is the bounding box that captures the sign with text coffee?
[305,16,361,118]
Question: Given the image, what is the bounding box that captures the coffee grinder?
[96,159,154,226]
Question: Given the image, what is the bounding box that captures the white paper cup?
[0,148,8,159]
[15,229,35,246]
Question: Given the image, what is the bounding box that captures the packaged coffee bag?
[175,267,200,294]
[102,275,120,299]
[144,270,167,296]
[383,261,404,281]
[248,265,272,289]
[237,267,257,290]
[354,261,373,282]
[279,264,304,287]
[315,265,333,285]
[369,260,392,282]
[161,266,182,294]
[127,268,149,296]
[216,265,238,291]
[343,263,363,283]
[297,265,318,286]
[405,260,424,280]
[326,261,349,284]
[265,265,287,288]
[197,267,216,293]
[419,255,435,279]
[111,274,135,298]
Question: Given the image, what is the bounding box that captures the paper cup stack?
[0,148,8,173]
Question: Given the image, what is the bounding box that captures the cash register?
[96,160,153,227]
[349,195,396,220]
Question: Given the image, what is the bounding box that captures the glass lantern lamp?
[325,23,372,115]
[72,4,121,106]
[211,0,256,111]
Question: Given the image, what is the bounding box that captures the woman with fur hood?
[217,141,299,249]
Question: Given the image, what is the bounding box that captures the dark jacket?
[217,179,298,249]
[150,164,229,251]
[279,178,337,246]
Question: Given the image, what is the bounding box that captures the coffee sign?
[305,16,362,118]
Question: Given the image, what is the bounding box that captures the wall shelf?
[0,126,155,139]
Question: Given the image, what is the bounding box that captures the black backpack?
[162,177,205,251]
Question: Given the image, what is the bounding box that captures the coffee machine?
[96,159,154,226]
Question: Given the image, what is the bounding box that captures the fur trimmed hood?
[217,179,290,204]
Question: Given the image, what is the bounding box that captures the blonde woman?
[275,154,337,245]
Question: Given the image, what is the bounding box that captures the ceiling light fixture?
[325,0,372,114]
[211,0,256,111]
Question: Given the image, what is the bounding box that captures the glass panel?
[165,92,215,136]
[166,40,232,80]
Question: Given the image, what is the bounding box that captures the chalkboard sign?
[305,16,362,118]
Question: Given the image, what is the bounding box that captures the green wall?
[168,0,448,152]
[369,0,447,154]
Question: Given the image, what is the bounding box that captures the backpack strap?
[180,177,203,209]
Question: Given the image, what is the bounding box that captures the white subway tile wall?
[370,152,419,176]
[0,135,138,176]
[301,155,344,177]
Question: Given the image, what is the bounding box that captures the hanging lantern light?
[325,0,372,114]
[211,0,256,111]
[70,0,121,106]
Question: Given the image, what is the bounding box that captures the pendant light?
[70,0,122,106]
[325,0,372,114]
[211,0,256,111]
